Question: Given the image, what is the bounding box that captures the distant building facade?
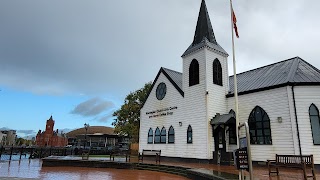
[66,126,128,148]
[35,116,68,147]
[0,130,16,146]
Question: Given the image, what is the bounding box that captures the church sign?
[146,106,178,118]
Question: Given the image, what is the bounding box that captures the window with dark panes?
[248,106,272,145]
[228,124,237,144]
[160,127,166,143]
[154,127,160,143]
[309,104,320,145]
[187,125,193,143]
[148,128,153,144]
[168,126,175,143]
[213,59,222,86]
[189,59,199,86]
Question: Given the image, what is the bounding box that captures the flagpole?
[229,0,239,150]
[229,0,242,179]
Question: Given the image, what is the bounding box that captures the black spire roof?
[182,0,228,57]
[192,0,216,46]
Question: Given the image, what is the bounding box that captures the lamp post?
[84,123,89,149]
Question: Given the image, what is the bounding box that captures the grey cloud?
[71,97,115,117]
[0,0,319,97]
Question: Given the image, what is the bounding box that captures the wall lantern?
[179,122,182,126]
[277,117,282,123]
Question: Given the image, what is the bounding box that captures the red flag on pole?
[232,9,239,38]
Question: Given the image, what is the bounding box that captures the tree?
[112,82,152,143]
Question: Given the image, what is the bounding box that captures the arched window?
[168,126,175,143]
[160,127,166,143]
[189,59,199,86]
[148,128,153,144]
[248,106,272,145]
[213,59,222,86]
[187,125,193,143]
[154,127,160,143]
[309,104,320,145]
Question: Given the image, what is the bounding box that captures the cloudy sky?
[0,0,319,138]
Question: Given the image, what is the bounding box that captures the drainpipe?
[291,85,302,158]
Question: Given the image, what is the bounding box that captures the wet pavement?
[1,156,320,180]
[132,157,320,180]
[0,159,188,180]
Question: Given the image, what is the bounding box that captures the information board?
[235,147,249,171]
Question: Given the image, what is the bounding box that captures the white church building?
[139,0,320,165]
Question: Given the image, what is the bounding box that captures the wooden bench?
[267,154,316,180]
[110,150,130,162]
[138,149,161,163]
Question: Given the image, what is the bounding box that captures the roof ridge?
[229,56,299,78]
[286,57,300,82]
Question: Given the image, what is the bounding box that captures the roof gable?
[143,68,184,108]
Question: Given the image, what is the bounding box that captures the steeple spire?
[182,0,228,57]
[192,0,217,46]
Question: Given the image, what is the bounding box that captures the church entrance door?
[213,125,227,164]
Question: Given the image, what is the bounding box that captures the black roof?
[227,57,320,96]
[182,0,228,57]
[158,57,320,98]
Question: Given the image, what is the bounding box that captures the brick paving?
[129,157,320,180]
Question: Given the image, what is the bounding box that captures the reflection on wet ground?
[0,159,189,180]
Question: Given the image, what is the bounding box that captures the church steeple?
[192,0,217,46]
[182,0,228,57]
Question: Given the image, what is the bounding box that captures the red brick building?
[35,116,68,147]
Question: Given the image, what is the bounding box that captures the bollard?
[40,148,43,158]
[0,146,3,160]
[30,148,34,159]
[9,145,13,161]
[19,147,23,160]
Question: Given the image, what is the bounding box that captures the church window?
[156,82,167,100]
[213,59,222,86]
[187,125,193,143]
[228,124,237,145]
[160,127,166,143]
[248,106,272,145]
[148,128,153,144]
[168,126,175,143]
[309,104,320,145]
[189,59,199,86]
[154,127,160,143]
